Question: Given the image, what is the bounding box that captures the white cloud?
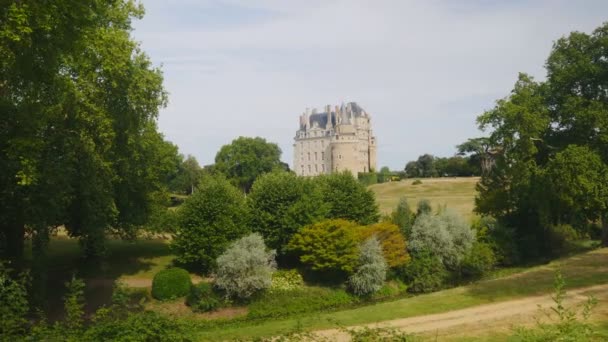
[134,0,608,169]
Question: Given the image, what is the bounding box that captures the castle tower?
[293,102,376,176]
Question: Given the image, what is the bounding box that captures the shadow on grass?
[466,248,608,301]
[24,236,173,320]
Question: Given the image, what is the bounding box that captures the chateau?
[293,102,377,176]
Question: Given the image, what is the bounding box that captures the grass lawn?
[369,177,478,220]
[191,247,608,341]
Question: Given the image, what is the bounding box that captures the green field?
[369,177,479,220]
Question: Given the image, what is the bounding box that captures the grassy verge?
[191,248,608,340]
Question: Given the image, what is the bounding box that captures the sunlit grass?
[369,177,479,220]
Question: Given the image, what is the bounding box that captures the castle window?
[314,152,317,160]
[322,164,325,172]
[321,152,325,160]
[339,155,342,159]
[308,165,311,173]
[301,166,304,174]
[307,152,310,161]
[315,164,318,172]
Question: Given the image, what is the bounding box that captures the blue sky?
[132,0,608,169]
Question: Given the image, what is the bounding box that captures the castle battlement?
[293,102,377,176]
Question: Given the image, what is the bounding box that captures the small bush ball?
[151,268,192,300]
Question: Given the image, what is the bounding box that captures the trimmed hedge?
[151,268,192,300]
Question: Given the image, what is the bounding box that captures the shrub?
[548,224,579,255]
[270,269,304,292]
[287,219,360,278]
[83,311,190,341]
[172,175,249,273]
[248,171,328,254]
[248,286,355,319]
[460,242,496,279]
[473,216,521,266]
[412,179,422,185]
[358,222,410,268]
[390,197,414,237]
[151,268,191,300]
[0,263,29,339]
[400,249,448,293]
[315,172,380,225]
[215,233,276,299]
[409,210,475,270]
[372,280,408,300]
[186,282,221,313]
[416,199,432,216]
[348,237,387,296]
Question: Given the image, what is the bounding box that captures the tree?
[214,136,283,193]
[0,1,171,266]
[544,145,608,231]
[172,175,249,273]
[457,138,493,176]
[247,171,328,254]
[287,219,360,277]
[215,233,276,299]
[348,237,387,296]
[404,161,419,178]
[409,210,475,270]
[390,197,414,237]
[170,155,203,195]
[417,154,437,177]
[316,172,380,225]
[472,22,608,253]
[378,166,391,183]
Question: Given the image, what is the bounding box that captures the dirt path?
[315,283,608,341]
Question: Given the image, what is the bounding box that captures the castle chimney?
[305,108,310,130]
[325,105,332,129]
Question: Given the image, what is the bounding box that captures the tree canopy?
[0,1,176,264]
[473,21,608,253]
[214,136,283,193]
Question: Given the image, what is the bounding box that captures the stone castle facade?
[293,102,377,176]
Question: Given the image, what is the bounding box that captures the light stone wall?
[293,102,377,177]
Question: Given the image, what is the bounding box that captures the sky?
[132,0,608,170]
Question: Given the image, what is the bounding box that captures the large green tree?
[172,175,249,273]
[0,1,173,268]
[247,171,328,254]
[316,172,380,225]
[474,22,608,253]
[214,136,283,193]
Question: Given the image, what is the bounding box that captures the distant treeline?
[358,154,481,185]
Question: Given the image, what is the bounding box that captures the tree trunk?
[2,207,25,267]
[602,213,608,247]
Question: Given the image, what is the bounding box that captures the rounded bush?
[151,268,192,300]
[186,282,221,313]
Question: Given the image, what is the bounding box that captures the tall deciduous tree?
[214,136,283,193]
[0,1,173,266]
[316,172,380,225]
[248,171,328,254]
[172,175,249,273]
[473,22,608,253]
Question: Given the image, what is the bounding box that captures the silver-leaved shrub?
[215,233,276,299]
[348,237,387,296]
